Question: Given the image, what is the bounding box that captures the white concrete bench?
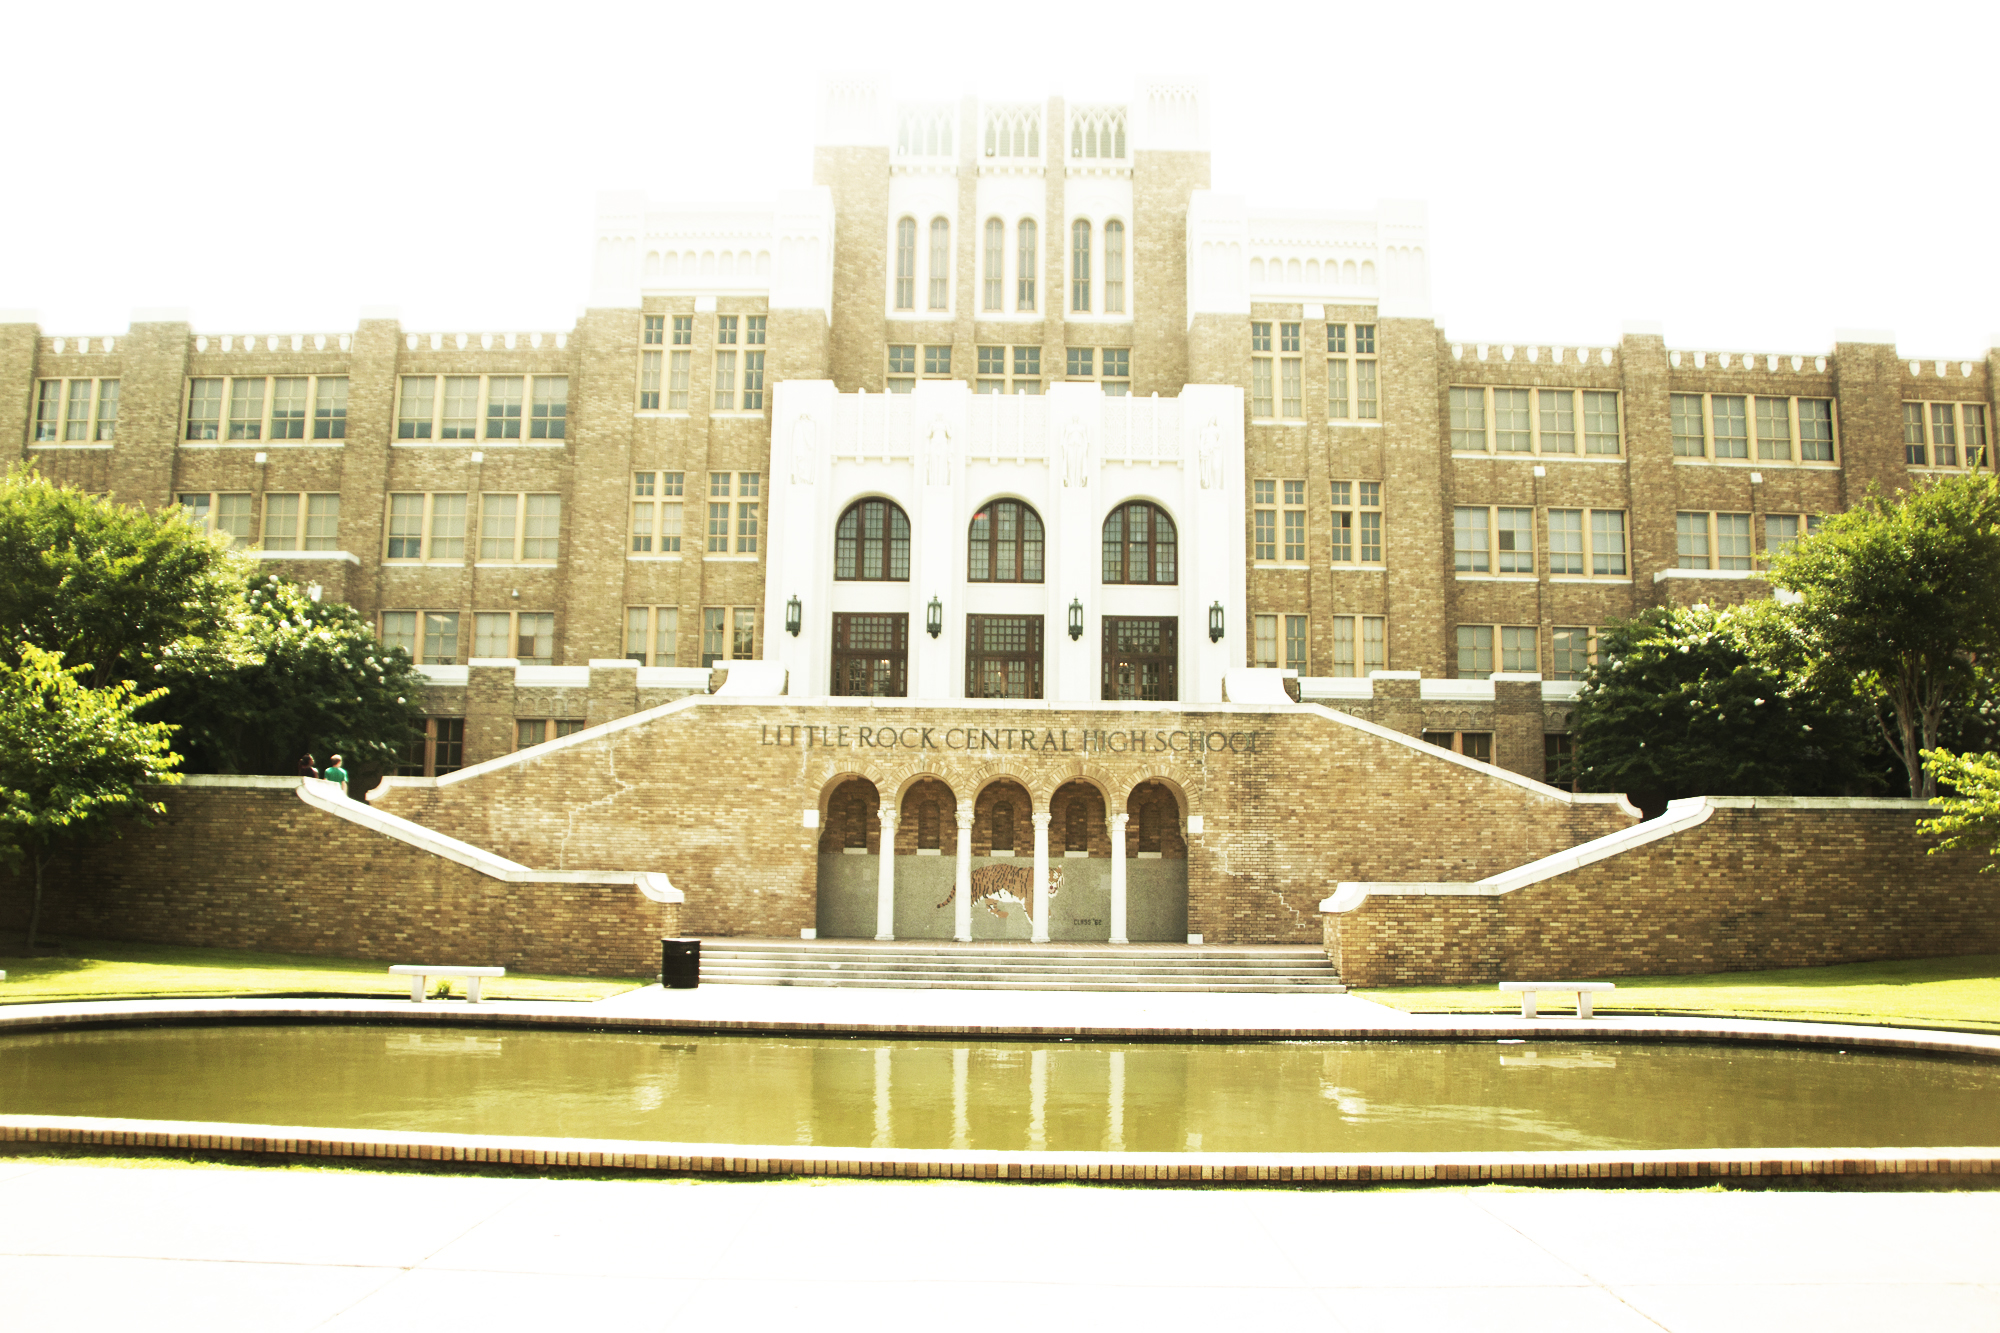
[389,964,505,1003]
[1499,981,1616,1018]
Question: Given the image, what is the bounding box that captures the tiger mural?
[935,863,1065,920]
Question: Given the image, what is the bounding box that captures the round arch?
[966,496,1046,583]
[833,496,911,581]
[1100,499,1179,585]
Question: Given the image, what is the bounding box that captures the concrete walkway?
[1,1159,1996,1331]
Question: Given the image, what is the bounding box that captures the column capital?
[878,807,898,826]
[955,804,974,829]
[1032,811,1052,828]
[1111,812,1130,828]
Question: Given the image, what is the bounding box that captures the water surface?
[3,1025,1994,1153]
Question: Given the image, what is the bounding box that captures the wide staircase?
[695,940,1345,993]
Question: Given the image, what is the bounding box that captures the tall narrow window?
[312,378,346,440]
[928,217,950,310]
[397,377,433,440]
[187,378,224,440]
[1671,393,1705,457]
[1101,501,1177,584]
[1711,395,1748,459]
[269,378,307,440]
[1453,507,1489,572]
[1799,399,1835,462]
[895,217,916,310]
[1071,219,1091,312]
[1016,219,1037,311]
[485,376,523,440]
[1103,220,1125,313]
[227,378,264,440]
[1755,396,1791,461]
[530,377,567,439]
[984,218,1004,310]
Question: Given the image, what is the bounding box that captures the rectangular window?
[924,344,950,376]
[1671,393,1706,457]
[977,345,1005,393]
[984,220,1004,311]
[1500,626,1537,673]
[1582,391,1620,455]
[517,719,547,749]
[1966,405,1989,468]
[1327,323,1347,355]
[1330,481,1352,562]
[522,495,560,561]
[269,378,308,440]
[1067,346,1094,378]
[1547,509,1583,575]
[422,612,460,666]
[480,494,517,560]
[212,494,254,545]
[1495,507,1533,574]
[1253,614,1279,669]
[932,220,951,311]
[624,605,679,666]
[702,607,727,666]
[1711,395,1748,459]
[263,493,298,549]
[1676,512,1710,569]
[1282,479,1306,561]
[1591,510,1628,576]
[186,378,223,439]
[1359,482,1382,563]
[1532,388,1573,454]
[474,612,513,659]
[398,716,465,777]
[639,350,662,409]
[731,607,756,660]
[1284,615,1308,672]
[1453,506,1489,573]
[1101,347,1130,394]
[1355,358,1378,419]
[1251,357,1273,418]
[1071,221,1090,312]
[398,376,435,439]
[430,493,466,560]
[61,380,93,441]
[1755,396,1791,461]
[1017,219,1037,311]
[1550,627,1592,681]
[741,351,765,411]
[530,377,567,438]
[1104,221,1125,313]
[227,377,265,440]
[388,494,425,559]
[1253,479,1277,561]
[1799,398,1834,462]
[1012,345,1040,391]
[672,315,693,345]
[1327,358,1349,418]
[304,494,340,551]
[1493,388,1531,453]
[717,315,737,346]
[1280,357,1302,419]
[1332,617,1354,675]
[1903,402,1927,466]
[832,613,909,697]
[380,611,417,659]
[312,377,347,440]
[442,376,479,439]
[95,380,119,441]
[1765,514,1800,556]
[643,314,664,345]
[966,615,1044,699]
[1930,403,1959,468]
[1102,616,1178,702]
[713,350,737,409]
[1355,324,1375,354]
[1362,614,1385,674]
[485,376,523,439]
[1449,387,1486,451]
[1330,614,1387,677]
[1456,625,1493,679]
[1715,512,1752,570]
[668,351,691,409]
[745,316,765,346]
[35,380,62,442]
[518,611,555,663]
[1545,733,1576,788]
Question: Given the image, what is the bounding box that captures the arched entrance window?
[1102,501,1177,584]
[835,498,911,580]
[968,499,1044,582]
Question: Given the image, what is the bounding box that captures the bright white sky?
[6,0,1997,357]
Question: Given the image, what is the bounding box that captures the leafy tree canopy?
[1768,474,2000,797]
[0,468,247,692]
[1572,602,1877,818]
[1919,748,2000,871]
[0,643,182,946]
[152,574,428,778]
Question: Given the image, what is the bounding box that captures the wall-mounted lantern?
[1208,601,1225,643]
[785,594,802,637]
[1067,598,1084,641]
[926,595,943,639]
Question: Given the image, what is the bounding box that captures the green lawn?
[0,938,644,1005]
[1358,954,2000,1033]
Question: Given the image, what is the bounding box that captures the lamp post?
[1067,598,1083,641]
[926,595,943,639]
[1208,601,1224,643]
[785,594,802,637]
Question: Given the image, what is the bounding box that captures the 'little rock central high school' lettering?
[757,723,1267,755]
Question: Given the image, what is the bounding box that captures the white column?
[953,802,974,943]
[1031,811,1052,944]
[875,808,898,941]
[1109,812,1130,945]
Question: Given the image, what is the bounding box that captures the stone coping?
[2,995,1994,1182]
[2,1116,1993,1185]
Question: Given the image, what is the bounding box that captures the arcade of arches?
[815,774,1189,942]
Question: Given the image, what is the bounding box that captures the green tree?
[154,574,428,779]
[0,468,247,692]
[1769,475,2000,798]
[1572,602,1875,818]
[0,644,182,948]
[1918,748,2000,870]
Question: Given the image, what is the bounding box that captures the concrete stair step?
[685,939,1341,992]
[699,966,1342,984]
[695,975,1349,993]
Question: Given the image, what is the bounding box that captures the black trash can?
[661,937,701,989]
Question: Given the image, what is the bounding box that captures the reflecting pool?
[3,1025,1995,1153]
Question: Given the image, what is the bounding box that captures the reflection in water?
[1,1025,1995,1154]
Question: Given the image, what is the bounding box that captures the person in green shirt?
[323,754,349,797]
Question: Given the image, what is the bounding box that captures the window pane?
[1799,399,1834,462]
[263,493,299,549]
[1016,219,1036,310]
[475,611,513,659]
[1591,511,1627,576]
[227,377,264,440]
[1254,614,1277,668]
[1453,507,1489,572]
[398,377,434,439]
[1500,626,1537,673]
[214,494,254,545]
[63,379,93,440]
[1362,617,1385,673]
[523,495,560,560]
[304,494,340,551]
[1547,509,1583,575]
[481,494,518,559]
[35,380,62,442]
[1449,387,1485,451]
[94,380,119,440]
[1670,393,1705,457]
[1493,388,1530,452]
[1538,389,1575,454]
[429,494,467,560]
[380,611,417,658]
[1676,512,1710,569]
[186,378,224,440]
[1766,514,1800,555]
[313,377,348,439]
[1495,507,1533,573]
[388,494,425,558]
[1711,395,1747,458]
[929,218,949,310]
[1551,627,1591,681]
[1456,625,1493,679]
[1332,617,1355,676]
[486,376,523,439]
[422,612,460,665]
[530,376,567,439]
[1355,360,1378,419]
[713,351,736,410]
[1716,512,1751,570]
[1755,396,1791,460]
[1582,391,1620,454]
[270,377,307,440]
